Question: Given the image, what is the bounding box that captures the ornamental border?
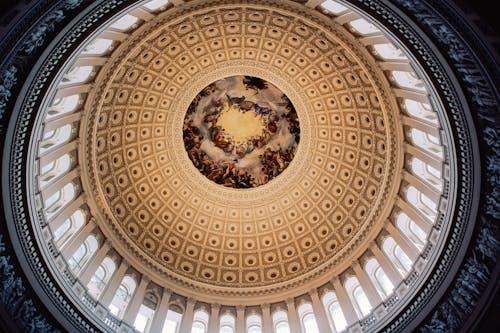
[0,0,496,332]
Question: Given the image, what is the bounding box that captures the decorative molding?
[0,0,497,332]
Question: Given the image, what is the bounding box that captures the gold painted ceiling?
[81,1,402,300]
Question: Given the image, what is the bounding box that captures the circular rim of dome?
[0,0,494,333]
[80,0,403,299]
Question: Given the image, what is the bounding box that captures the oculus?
[183,76,300,188]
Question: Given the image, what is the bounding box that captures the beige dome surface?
[81,0,402,301]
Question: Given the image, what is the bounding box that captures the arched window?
[406,186,437,220]
[403,99,438,124]
[143,0,169,11]
[191,310,209,333]
[67,234,98,273]
[410,157,442,190]
[109,276,137,319]
[349,18,380,35]
[383,237,412,275]
[272,310,290,333]
[220,313,235,333]
[329,302,347,332]
[87,257,116,299]
[320,0,348,15]
[62,66,93,85]
[40,124,73,153]
[47,94,80,118]
[322,291,347,332]
[109,14,138,31]
[133,292,158,333]
[297,303,320,333]
[410,128,442,157]
[345,277,372,317]
[53,219,71,242]
[372,43,406,61]
[365,258,394,298]
[246,314,262,333]
[40,153,71,185]
[396,212,427,249]
[162,304,183,333]
[53,209,85,246]
[392,71,425,92]
[44,182,76,218]
[82,38,114,56]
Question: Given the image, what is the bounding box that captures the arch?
[322,291,347,332]
[67,234,98,273]
[40,153,71,185]
[220,313,235,333]
[87,256,116,299]
[39,124,73,153]
[297,303,320,333]
[53,209,86,246]
[44,182,76,218]
[246,313,262,333]
[344,276,372,317]
[191,309,209,333]
[133,291,158,333]
[272,310,290,333]
[396,212,427,249]
[162,304,183,333]
[364,258,394,298]
[383,237,412,275]
[406,185,437,220]
[108,275,137,319]
[410,157,442,190]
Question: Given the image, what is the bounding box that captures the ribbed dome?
[81,1,401,301]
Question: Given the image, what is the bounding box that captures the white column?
[403,170,441,202]
[393,88,429,104]
[305,0,323,8]
[123,276,150,326]
[370,243,403,287]
[99,30,129,42]
[359,34,388,45]
[378,61,413,72]
[78,240,111,286]
[131,7,154,20]
[401,116,440,138]
[55,84,91,99]
[331,277,359,325]
[207,303,221,333]
[309,289,333,333]
[178,298,196,333]
[60,218,96,259]
[39,140,78,167]
[404,143,443,170]
[352,261,383,307]
[395,197,433,234]
[335,12,360,25]
[149,288,172,333]
[48,193,86,230]
[72,56,108,67]
[285,298,302,333]
[98,260,128,306]
[44,112,82,132]
[385,222,419,261]
[41,167,80,199]
[261,303,273,333]
[236,305,245,333]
